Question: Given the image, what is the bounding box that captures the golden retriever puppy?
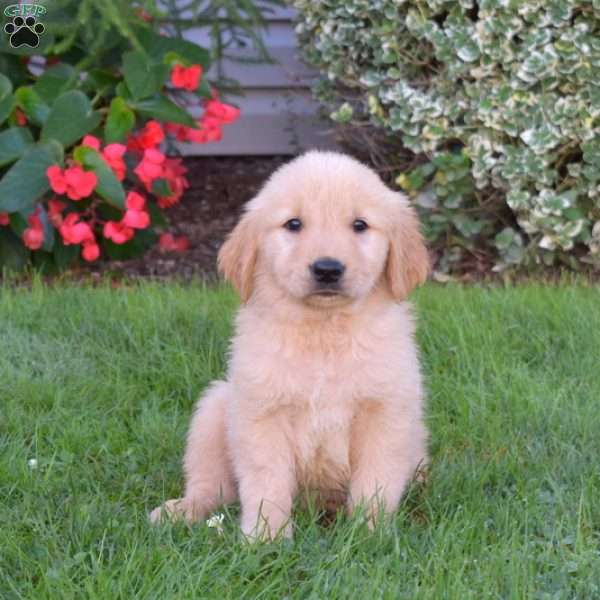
[150,151,429,540]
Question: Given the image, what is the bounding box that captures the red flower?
[80,137,127,181]
[164,101,238,146]
[134,148,165,190]
[204,100,240,124]
[47,199,67,227]
[157,158,189,208]
[23,228,44,250]
[15,108,27,126]
[137,120,165,150]
[82,135,101,151]
[102,143,127,181]
[22,212,44,250]
[125,190,146,211]
[122,191,150,229]
[47,165,97,201]
[159,232,190,253]
[46,165,67,194]
[0,212,9,226]
[171,64,202,91]
[103,221,134,245]
[122,211,150,229]
[126,135,142,153]
[186,116,223,144]
[59,213,94,245]
[135,7,153,22]
[164,122,188,141]
[82,241,100,262]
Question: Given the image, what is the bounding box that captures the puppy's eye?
[283,218,302,232]
[352,219,368,233]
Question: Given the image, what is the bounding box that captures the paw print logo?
[4,15,45,48]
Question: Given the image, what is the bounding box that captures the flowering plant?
[0,2,240,271]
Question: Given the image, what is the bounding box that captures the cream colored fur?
[150,151,430,540]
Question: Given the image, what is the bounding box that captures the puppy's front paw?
[241,516,293,542]
[149,498,197,524]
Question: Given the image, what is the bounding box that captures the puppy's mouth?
[305,286,351,306]
[311,289,341,297]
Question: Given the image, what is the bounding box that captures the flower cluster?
[46,165,97,201]
[164,98,240,144]
[1,59,241,266]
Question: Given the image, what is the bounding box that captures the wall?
[180,5,337,155]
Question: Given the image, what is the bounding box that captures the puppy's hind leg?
[150,381,237,524]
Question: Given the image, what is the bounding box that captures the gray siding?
[179,6,337,155]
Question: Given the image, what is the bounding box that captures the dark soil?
[89,156,288,281]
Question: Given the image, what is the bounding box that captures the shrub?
[293,0,600,273]
[0,0,249,271]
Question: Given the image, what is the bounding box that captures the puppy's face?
[259,187,389,307]
[218,152,429,307]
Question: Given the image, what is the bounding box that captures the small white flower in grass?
[27,458,38,469]
[206,512,225,535]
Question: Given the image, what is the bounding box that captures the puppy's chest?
[280,362,362,487]
[235,334,384,490]
[238,332,375,403]
[286,376,355,491]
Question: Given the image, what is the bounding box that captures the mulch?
[87,156,288,281]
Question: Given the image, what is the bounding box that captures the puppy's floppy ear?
[386,194,430,301]
[217,210,259,303]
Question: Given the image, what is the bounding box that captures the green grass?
[1,281,600,599]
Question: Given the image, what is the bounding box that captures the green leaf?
[163,51,182,67]
[146,198,167,227]
[131,94,196,127]
[0,228,28,271]
[105,97,135,143]
[122,51,161,100]
[0,56,27,88]
[0,127,34,167]
[115,82,132,101]
[53,238,80,270]
[8,212,27,236]
[151,178,172,197]
[40,90,102,148]
[34,64,76,103]
[83,69,121,101]
[135,27,210,69]
[15,86,50,126]
[197,78,212,99]
[0,73,14,126]
[0,141,64,213]
[38,205,56,253]
[73,146,125,208]
[330,102,353,123]
[87,69,121,90]
[102,228,157,260]
[153,63,171,88]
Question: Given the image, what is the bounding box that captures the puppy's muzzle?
[310,257,346,287]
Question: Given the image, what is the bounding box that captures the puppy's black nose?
[310,257,346,284]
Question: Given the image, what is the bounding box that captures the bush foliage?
[293,0,600,272]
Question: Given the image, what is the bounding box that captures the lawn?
[1,281,599,599]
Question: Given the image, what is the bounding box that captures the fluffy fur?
[150,151,430,540]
